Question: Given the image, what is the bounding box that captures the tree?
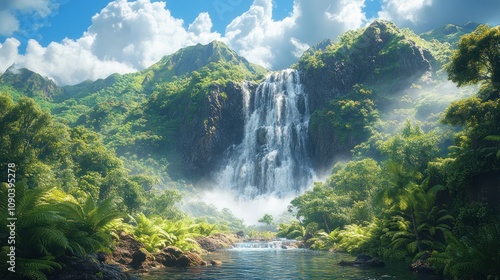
[258,214,274,225]
[446,24,500,91]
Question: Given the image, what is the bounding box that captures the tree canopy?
[446,24,500,91]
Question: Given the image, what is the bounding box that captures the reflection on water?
[139,248,444,280]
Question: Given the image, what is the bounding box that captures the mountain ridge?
[0,20,478,181]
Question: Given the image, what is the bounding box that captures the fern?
[14,257,62,280]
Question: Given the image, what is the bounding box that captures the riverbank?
[48,232,443,279]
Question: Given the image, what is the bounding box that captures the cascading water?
[232,239,298,250]
[217,69,315,198]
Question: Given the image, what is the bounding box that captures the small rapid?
[232,239,299,250]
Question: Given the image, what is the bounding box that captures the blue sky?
[0,0,499,85]
[4,1,383,48]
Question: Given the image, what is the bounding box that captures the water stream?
[139,243,444,280]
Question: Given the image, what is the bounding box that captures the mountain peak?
[420,22,481,47]
[141,40,266,85]
[0,66,63,99]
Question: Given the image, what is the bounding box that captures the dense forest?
[1,20,499,279]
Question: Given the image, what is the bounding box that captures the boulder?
[153,247,180,267]
[111,231,145,267]
[176,252,207,267]
[153,246,208,268]
[154,251,177,267]
[130,248,156,270]
[162,246,184,258]
[196,233,237,252]
[50,255,135,280]
[210,260,223,266]
[411,251,434,274]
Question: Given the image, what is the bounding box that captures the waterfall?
[217,69,314,198]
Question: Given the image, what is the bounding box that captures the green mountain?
[141,40,267,86]
[58,41,266,180]
[60,40,266,104]
[420,22,480,47]
[0,66,63,100]
[296,20,454,169]
[0,21,470,180]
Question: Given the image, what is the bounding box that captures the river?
[138,247,444,280]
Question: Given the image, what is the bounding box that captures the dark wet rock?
[110,231,145,267]
[210,260,223,266]
[153,248,178,267]
[339,254,385,267]
[411,251,434,274]
[50,255,135,280]
[153,246,207,268]
[256,127,267,145]
[196,233,237,252]
[130,248,156,270]
[176,252,207,267]
[162,246,184,258]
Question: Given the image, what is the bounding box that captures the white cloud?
[3,0,497,86]
[378,0,432,25]
[0,10,19,36]
[88,0,220,69]
[1,0,369,84]
[224,0,366,70]
[16,38,136,85]
[379,0,500,32]
[0,0,221,85]
[0,38,20,71]
[0,0,57,36]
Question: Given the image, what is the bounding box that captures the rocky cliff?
[175,82,256,179]
[298,20,438,171]
[0,21,458,185]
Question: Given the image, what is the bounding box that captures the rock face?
[300,20,435,170]
[173,82,256,180]
[108,232,209,270]
[110,232,147,269]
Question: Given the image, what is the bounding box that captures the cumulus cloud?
[224,0,366,70]
[2,0,499,85]
[0,0,221,85]
[379,0,500,33]
[0,38,20,71]
[0,0,58,36]
[88,0,220,69]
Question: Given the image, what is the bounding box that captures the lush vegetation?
[279,24,500,279]
[0,93,237,279]
[1,22,499,280]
